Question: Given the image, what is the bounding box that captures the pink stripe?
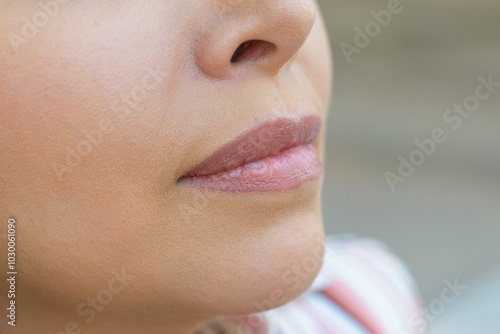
[322,280,386,334]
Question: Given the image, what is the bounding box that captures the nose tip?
[193,0,317,79]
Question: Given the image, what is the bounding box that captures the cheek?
[0,7,193,305]
[0,0,195,198]
[0,74,164,305]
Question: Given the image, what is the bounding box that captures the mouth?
[178,114,323,193]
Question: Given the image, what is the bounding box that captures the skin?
[0,1,332,333]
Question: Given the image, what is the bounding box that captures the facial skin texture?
[0,1,332,333]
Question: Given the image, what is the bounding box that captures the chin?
[183,203,325,317]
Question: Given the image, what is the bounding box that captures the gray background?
[316,0,500,332]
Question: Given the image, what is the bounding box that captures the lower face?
[0,0,332,323]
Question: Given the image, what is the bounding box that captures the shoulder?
[267,236,426,334]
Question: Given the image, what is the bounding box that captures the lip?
[178,114,323,193]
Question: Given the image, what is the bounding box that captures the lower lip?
[179,144,322,193]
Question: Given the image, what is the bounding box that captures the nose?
[193,0,317,79]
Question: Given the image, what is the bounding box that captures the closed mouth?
[178,113,323,193]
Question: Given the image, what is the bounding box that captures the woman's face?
[0,0,331,329]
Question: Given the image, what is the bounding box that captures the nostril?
[230,40,276,63]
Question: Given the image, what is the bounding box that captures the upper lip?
[183,113,322,177]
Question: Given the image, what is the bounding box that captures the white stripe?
[278,299,325,334]
[305,293,372,334]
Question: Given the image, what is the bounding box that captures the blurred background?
[316,0,500,333]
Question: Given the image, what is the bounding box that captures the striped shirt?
[198,236,426,334]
